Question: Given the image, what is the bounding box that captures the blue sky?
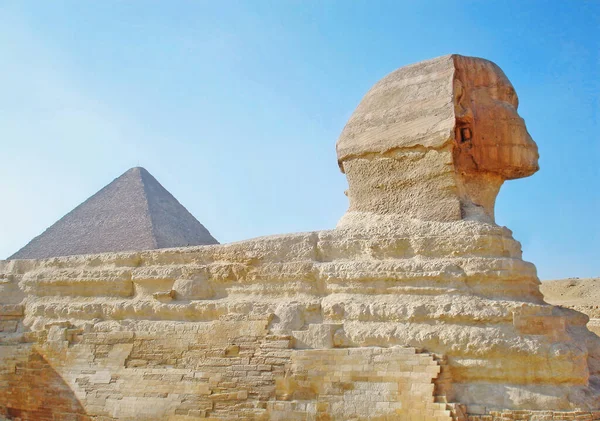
[0,1,598,280]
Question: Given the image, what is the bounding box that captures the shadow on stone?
[0,348,89,421]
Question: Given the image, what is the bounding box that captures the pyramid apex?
[125,166,148,175]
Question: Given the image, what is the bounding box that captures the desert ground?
[541,278,600,335]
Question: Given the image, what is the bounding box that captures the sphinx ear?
[453,79,474,145]
[458,127,472,143]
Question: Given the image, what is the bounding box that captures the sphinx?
[0,55,598,420]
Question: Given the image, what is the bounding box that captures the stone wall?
[273,347,452,420]
[0,315,452,420]
[467,411,600,420]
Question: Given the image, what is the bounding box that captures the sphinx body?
[0,55,599,420]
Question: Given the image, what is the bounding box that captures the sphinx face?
[453,57,539,180]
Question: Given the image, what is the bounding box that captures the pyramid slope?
[9,167,218,260]
[139,168,218,249]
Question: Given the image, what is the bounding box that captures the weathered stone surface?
[0,55,597,420]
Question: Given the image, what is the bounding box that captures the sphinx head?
[336,54,539,224]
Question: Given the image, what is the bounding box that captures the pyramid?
[9,167,218,259]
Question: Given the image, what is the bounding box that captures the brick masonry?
[467,411,600,421]
[0,318,454,420]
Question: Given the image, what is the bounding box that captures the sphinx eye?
[505,87,517,104]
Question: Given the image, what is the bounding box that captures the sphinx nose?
[520,130,540,174]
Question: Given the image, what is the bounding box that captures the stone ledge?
[467,410,600,421]
[0,305,23,317]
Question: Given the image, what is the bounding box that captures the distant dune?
[541,278,600,334]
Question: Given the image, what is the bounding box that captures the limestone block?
[172,276,214,300]
[292,324,341,349]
